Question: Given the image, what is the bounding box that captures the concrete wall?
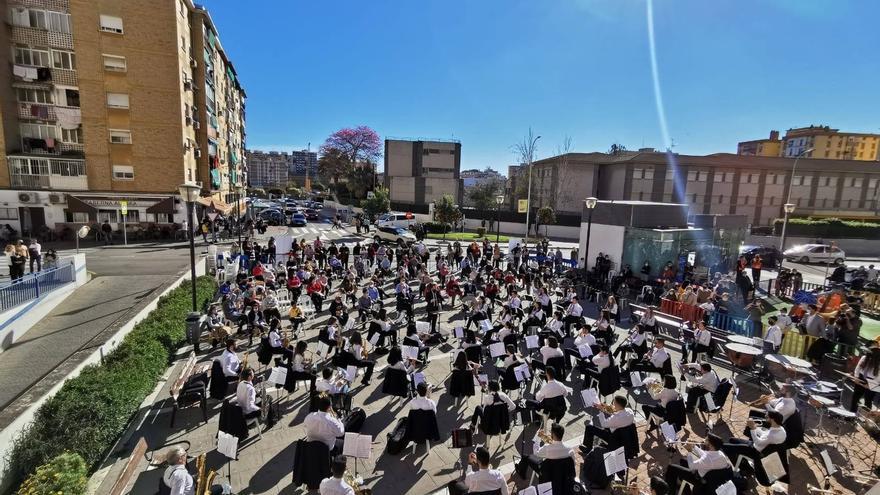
[747,234,880,258]
[0,256,205,491]
[579,223,625,270]
[0,253,88,352]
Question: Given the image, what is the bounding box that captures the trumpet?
[536,429,553,444]
[747,393,774,408]
[596,403,615,414]
[646,381,663,395]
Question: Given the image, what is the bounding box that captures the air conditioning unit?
[194,148,202,158]
[18,192,38,204]
[48,193,62,204]
[193,120,200,129]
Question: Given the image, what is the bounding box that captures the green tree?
[360,186,390,221]
[317,148,351,184]
[434,194,462,241]
[537,206,556,237]
[248,187,267,198]
[267,187,284,197]
[347,164,377,200]
[467,180,503,230]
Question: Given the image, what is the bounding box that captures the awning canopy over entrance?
[146,196,176,214]
[66,195,98,214]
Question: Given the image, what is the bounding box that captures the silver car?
[783,244,846,265]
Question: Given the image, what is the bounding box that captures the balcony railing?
[10,25,73,50]
[8,155,87,191]
[18,102,56,121]
[8,0,69,12]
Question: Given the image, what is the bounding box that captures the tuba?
[194,453,217,495]
[344,470,372,495]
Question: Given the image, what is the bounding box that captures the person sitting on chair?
[627,338,670,374]
[563,296,584,332]
[402,325,430,362]
[721,411,786,469]
[642,375,681,430]
[525,422,578,473]
[524,366,570,415]
[316,367,345,395]
[750,384,797,422]
[532,336,565,373]
[664,434,731,493]
[235,367,260,419]
[267,320,284,354]
[320,455,356,495]
[592,310,614,344]
[344,332,375,386]
[523,301,545,330]
[683,362,720,413]
[565,324,597,371]
[613,324,648,361]
[162,447,194,495]
[288,340,317,392]
[410,382,437,412]
[470,380,517,431]
[220,338,241,384]
[542,310,565,340]
[448,446,510,495]
[305,395,345,455]
[687,321,713,363]
[581,395,635,450]
[583,345,611,384]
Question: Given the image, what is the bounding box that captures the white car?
[373,226,416,245]
[377,212,417,229]
[783,244,846,265]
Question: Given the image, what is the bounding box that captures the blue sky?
[204,0,880,173]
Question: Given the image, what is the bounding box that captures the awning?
[146,196,176,214]
[196,196,232,215]
[66,195,97,214]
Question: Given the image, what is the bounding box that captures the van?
[376,212,417,229]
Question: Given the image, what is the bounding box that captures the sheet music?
[820,450,837,475]
[518,487,537,495]
[413,372,426,387]
[704,393,717,410]
[415,321,430,334]
[630,372,643,387]
[660,422,677,444]
[474,374,488,387]
[536,481,553,494]
[581,389,600,408]
[316,341,330,358]
[489,342,505,358]
[525,335,540,349]
[577,344,593,358]
[368,332,381,346]
[495,358,505,368]
[514,363,531,382]
[761,451,786,482]
[267,367,287,387]
[345,365,358,382]
[603,446,627,475]
[454,326,465,338]
[342,432,372,459]
[715,480,736,495]
[480,319,492,331]
[217,431,238,459]
[402,345,419,361]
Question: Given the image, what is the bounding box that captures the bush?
[772,217,880,239]
[6,277,216,489]
[476,227,487,237]
[423,222,451,234]
[16,452,87,495]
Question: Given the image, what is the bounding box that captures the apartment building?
[384,138,462,206]
[529,151,880,226]
[737,125,880,161]
[245,150,289,188]
[0,0,245,236]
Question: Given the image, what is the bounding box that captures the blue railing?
[709,311,756,337]
[0,262,76,312]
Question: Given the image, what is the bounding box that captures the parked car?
[739,245,783,268]
[783,244,846,265]
[304,208,319,221]
[377,212,417,229]
[374,226,416,245]
[291,213,307,227]
[259,209,286,226]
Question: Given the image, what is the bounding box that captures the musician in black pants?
[525,422,576,473]
[683,362,720,413]
[665,435,731,491]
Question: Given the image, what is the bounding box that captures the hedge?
[16,453,87,495]
[5,277,216,490]
[772,217,880,239]
[423,222,451,234]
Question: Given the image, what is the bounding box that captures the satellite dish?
[77,225,90,238]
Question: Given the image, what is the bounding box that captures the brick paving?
[95,260,880,495]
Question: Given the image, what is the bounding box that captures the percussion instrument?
[727,334,759,346]
[725,343,762,368]
[766,353,814,380]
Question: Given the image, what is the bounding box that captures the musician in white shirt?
[267,323,283,352]
[305,395,345,453]
[750,384,797,421]
[563,296,583,331]
[525,423,579,473]
[613,325,648,361]
[533,336,565,372]
[582,396,635,449]
[525,366,571,411]
[564,325,597,370]
[448,446,509,495]
[642,375,682,429]
[722,411,786,464]
[508,292,522,310]
[849,347,880,412]
[627,338,670,374]
[581,345,612,384]
[684,362,720,413]
[665,434,731,491]
[162,447,195,495]
[543,311,566,339]
[219,339,241,382]
[687,321,713,363]
[316,367,345,395]
[639,307,657,334]
[320,456,356,495]
[764,316,783,353]
[409,382,437,412]
[235,368,260,418]
[470,380,517,430]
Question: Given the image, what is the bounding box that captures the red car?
[304,209,319,221]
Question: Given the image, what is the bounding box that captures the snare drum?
[725,343,762,368]
[828,406,857,422]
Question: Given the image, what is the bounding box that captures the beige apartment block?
[0,0,245,236]
[384,138,462,207]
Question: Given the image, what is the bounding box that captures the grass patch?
[425,232,549,243]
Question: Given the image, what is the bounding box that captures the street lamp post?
[778,203,795,269]
[495,194,504,243]
[178,182,201,312]
[583,197,598,277]
[236,185,245,246]
[523,135,541,245]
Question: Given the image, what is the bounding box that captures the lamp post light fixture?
[583,197,598,277]
[178,181,201,312]
[494,194,505,243]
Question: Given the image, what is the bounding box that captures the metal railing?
[0,262,75,312]
[757,278,828,299]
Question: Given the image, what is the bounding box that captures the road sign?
[119,200,128,216]
[207,212,219,221]
[517,199,528,213]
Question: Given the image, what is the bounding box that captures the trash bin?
[185,311,204,353]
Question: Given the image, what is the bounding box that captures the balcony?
[8,155,87,191]
[10,25,73,50]
[9,0,69,12]
[18,102,56,121]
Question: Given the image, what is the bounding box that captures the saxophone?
[343,470,372,495]
[194,453,217,495]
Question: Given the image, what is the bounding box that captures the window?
[851,177,864,188]
[102,54,126,72]
[47,11,70,33]
[64,210,89,222]
[0,208,18,220]
[16,88,51,104]
[765,173,775,185]
[112,165,134,180]
[644,168,654,180]
[687,171,696,181]
[13,46,50,66]
[63,89,80,107]
[106,93,129,109]
[109,129,132,144]
[20,123,57,139]
[98,209,118,223]
[124,210,141,222]
[51,50,76,70]
[61,127,82,144]
[633,168,643,179]
[718,195,724,204]
[28,9,47,29]
[819,176,832,187]
[99,15,123,34]
[50,160,85,176]
[869,178,878,190]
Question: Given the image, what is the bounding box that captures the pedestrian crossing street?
[286,224,353,241]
